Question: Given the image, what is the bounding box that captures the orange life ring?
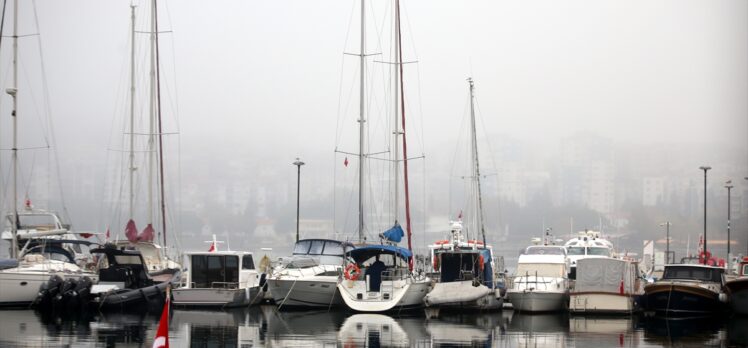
[468,240,484,245]
[435,240,449,245]
[344,263,361,280]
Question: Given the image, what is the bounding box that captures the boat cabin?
[185,251,256,289]
[92,245,153,290]
[661,264,725,283]
[434,249,494,287]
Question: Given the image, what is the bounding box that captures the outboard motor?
[259,273,268,292]
[53,278,78,310]
[36,275,63,309]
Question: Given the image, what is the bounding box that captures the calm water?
[0,306,746,347]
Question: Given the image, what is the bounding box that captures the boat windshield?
[516,263,566,277]
[322,241,344,256]
[567,247,585,255]
[525,247,565,255]
[12,214,58,230]
[662,266,722,282]
[293,240,312,255]
[308,240,325,255]
[587,247,611,256]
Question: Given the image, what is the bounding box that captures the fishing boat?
[569,257,643,314]
[423,78,502,312]
[172,248,262,308]
[564,230,614,280]
[643,263,728,316]
[506,245,569,312]
[267,238,353,309]
[724,256,748,314]
[88,244,180,310]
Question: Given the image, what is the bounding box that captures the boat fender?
[344,263,361,281]
[478,255,484,272]
[433,256,440,271]
[719,293,728,303]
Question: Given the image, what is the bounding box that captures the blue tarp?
[347,244,412,263]
[380,224,404,243]
[0,258,19,270]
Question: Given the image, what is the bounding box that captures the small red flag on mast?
[344,157,349,167]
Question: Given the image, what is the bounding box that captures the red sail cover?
[125,219,139,243]
[140,223,155,242]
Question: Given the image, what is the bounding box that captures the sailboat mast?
[357,0,366,243]
[468,78,486,246]
[129,5,136,220]
[148,0,156,227]
[153,0,167,247]
[395,0,413,255]
[392,7,399,225]
[8,0,18,259]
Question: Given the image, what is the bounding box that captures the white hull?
[424,280,502,310]
[172,286,261,308]
[268,277,342,308]
[337,278,430,312]
[507,290,567,312]
[0,261,98,307]
[569,292,636,314]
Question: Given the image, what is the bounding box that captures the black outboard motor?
[36,275,63,309]
[60,276,93,310]
[53,278,78,310]
[259,273,268,292]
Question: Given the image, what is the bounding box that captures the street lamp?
[293,158,305,242]
[660,222,672,264]
[699,166,711,265]
[725,181,733,263]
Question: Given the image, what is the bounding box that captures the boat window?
[567,247,585,256]
[663,267,721,282]
[742,264,748,276]
[322,241,344,256]
[242,254,255,270]
[225,256,239,283]
[525,247,565,255]
[14,214,58,230]
[516,263,565,277]
[587,247,611,256]
[114,255,143,265]
[292,240,312,255]
[308,240,325,255]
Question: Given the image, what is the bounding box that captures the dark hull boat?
[643,264,727,316]
[89,245,180,311]
[725,257,748,315]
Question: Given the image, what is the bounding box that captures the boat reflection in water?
[506,312,569,347]
[338,314,410,347]
[569,316,640,347]
[425,312,507,347]
[640,315,727,347]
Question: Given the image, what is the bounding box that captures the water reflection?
[0,306,745,347]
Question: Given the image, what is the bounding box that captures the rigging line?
[334,0,358,146]
[472,93,502,228]
[32,0,72,223]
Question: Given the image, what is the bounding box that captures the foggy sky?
[0,0,745,252]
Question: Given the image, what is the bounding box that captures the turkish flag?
[152,293,170,348]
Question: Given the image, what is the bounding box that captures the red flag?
[457,210,463,219]
[153,292,170,348]
[106,227,110,241]
[208,242,215,252]
[344,157,349,167]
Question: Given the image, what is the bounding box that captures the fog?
[0,0,745,260]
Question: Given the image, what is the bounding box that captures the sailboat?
[0,0,98,307]
[335,0,430,313]
[111,2,180,281]
[424,78,502,311]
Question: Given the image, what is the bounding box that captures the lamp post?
[699,166,711,265]
[293,158,305,242]
[725,181,733,263]
[660,222,672,264]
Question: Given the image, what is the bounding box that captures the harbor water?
[0,306,746,347]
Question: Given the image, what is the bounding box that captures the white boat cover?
[575,258,633,293]
[425,280,491,305]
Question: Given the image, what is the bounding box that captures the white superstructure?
[506,245,569,312]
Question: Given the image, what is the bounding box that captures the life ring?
[344,263,361,281]
[435,240,449,245]
[468,240,484,245]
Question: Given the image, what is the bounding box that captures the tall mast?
[357,0,366,243]
[154,0,167,247]
[392,5,399,225]
[8,0,18,259]
[148,0,156,227]
[395,0,413,255]
[468,78,486,246]
[128,5,136,220]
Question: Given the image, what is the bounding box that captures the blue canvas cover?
[380,224,404,244]
[347,245,412,263]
